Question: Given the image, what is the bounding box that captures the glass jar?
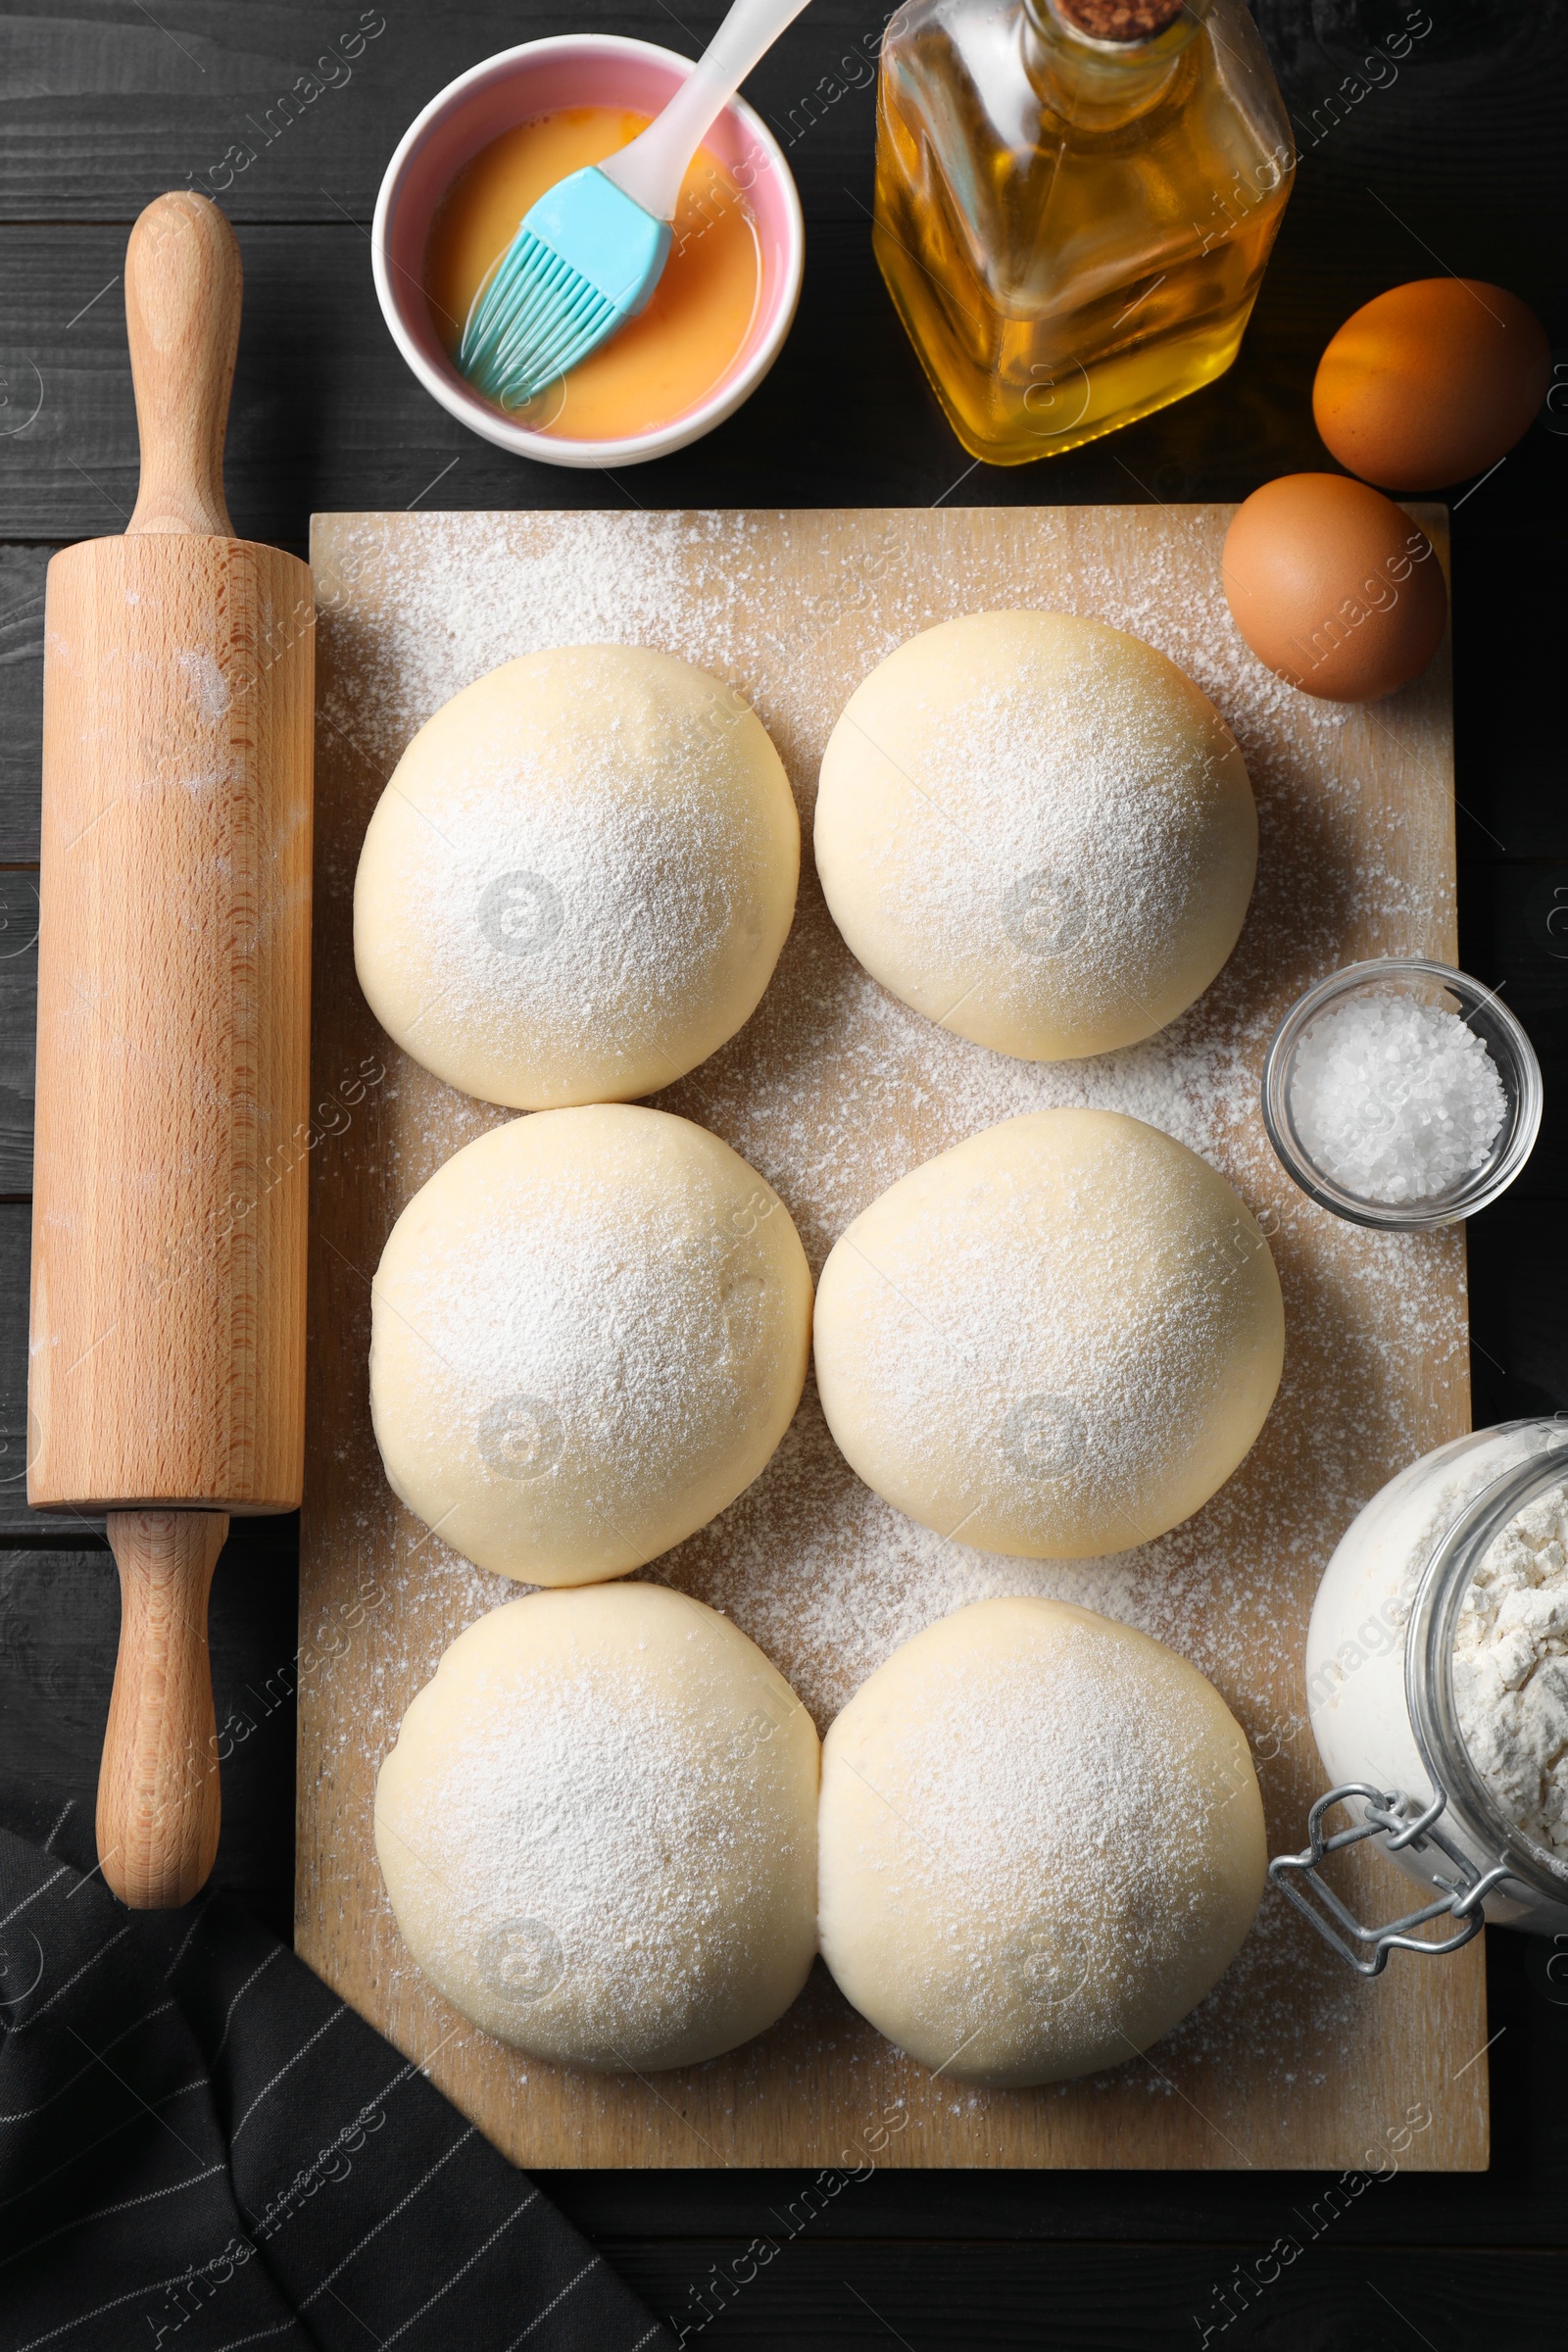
[1275,1420,1568,1974]
[872,0,1295,464]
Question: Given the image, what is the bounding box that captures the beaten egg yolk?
[425,106,762,442]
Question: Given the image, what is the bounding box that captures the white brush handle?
[599,0,813,222]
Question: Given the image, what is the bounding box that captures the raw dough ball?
[370,1104,812,1583]
[355,645,799,1109]
[817,1596,1265,2086]
[813,612,1255,1060]
[813,1109,1283,1558]
[376,1584,820,2070]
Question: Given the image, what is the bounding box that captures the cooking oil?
[873,0,1295,465]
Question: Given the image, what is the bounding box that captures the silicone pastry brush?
[459,0,809,409]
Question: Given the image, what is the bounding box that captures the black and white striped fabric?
[0,1796,669,2351]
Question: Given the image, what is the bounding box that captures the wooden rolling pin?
[30,193,314,1908]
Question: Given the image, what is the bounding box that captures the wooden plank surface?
[0,222,1313,544]
[1,1,1559,231]
[602,2236,1567,2349]
[0,4,1561,2340]
[297,501,1487,2172]
[0,6,1560,2335]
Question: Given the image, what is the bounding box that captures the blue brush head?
[458,167,674,412]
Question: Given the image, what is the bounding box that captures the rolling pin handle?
[97,1509,228,1908]
[124,190,241,540]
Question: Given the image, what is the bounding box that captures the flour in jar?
[1454,1478,1568,1854]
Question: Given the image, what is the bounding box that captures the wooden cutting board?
[296,504,1487,2170]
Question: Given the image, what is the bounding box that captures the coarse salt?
[1290,992,1505,1206]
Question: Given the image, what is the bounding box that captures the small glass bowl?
[1261,956,1544,1231]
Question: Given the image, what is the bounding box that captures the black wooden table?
[2,4,1565,2343]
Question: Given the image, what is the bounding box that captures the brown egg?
[1222,473,1447,703]
[1313,278,1549,491]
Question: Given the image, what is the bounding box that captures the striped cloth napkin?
[0,1796,668,2352]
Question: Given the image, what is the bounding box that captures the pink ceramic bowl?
[372,35,805,469]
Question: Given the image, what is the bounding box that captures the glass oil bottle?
[872,0,1296,465]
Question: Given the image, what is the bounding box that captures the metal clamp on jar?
[1273,1421,1568,1975]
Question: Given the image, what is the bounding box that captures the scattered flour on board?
[314,508,1465,2100]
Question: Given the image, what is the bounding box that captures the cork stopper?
[1054,0,1187,37]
